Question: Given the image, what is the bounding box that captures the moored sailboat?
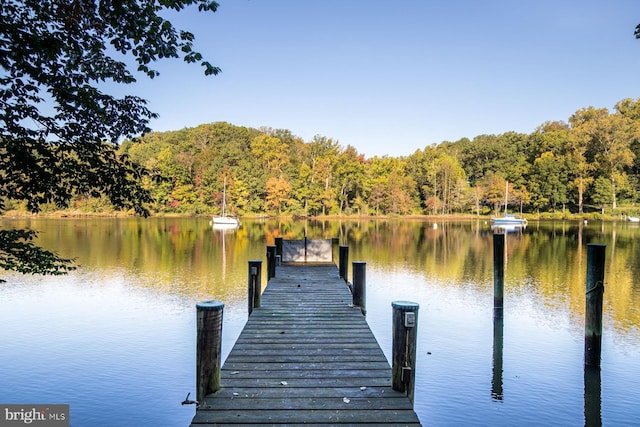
[212,176,239,227]
[491,181,527,228]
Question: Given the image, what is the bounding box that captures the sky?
[129,0,640,158]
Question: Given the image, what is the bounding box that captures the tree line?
[8,97,638,218]
[108,98,640,217]
[112,98,640,217]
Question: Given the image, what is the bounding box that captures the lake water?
[0,218,638,426]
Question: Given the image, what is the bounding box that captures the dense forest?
[13,97,640,218]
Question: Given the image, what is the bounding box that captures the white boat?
[491,181,527,228]
[212,220,239,229]
[212,216,239,226]
[627,215,640,223]
[211,177,239,227]
[491,213,528,226]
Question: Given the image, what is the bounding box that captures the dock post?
[266,245,276,280]
[339,245,349,281]
[275,237,283,258]
[391,301,419,406]
[585,244,606,367]
[352,261,366,315]
[196,300,224,403]
[248,260,262,315]
[493,233,505,314]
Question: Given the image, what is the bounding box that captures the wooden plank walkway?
[190,263,422,426]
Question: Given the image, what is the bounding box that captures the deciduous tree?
[0,0,220,278]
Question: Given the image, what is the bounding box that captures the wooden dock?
[190,263,422,426]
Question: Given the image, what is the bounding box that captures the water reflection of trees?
[8,217,639,333]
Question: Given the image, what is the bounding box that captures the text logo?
[0,405,68,427]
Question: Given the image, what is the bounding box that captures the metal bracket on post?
[404,312,416,328]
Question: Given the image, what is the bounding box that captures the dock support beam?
[266,245,276,280]
[196,300,224,403]
[352,261,366,315]
[585,244,605,367]
[339,245,349,282]
[248,260,262,315]
[392,301,419,406]
[493,233,505,314]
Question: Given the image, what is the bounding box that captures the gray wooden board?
[198,397,414,410]
[192,408,420,423]
[225,355,388,364]
[220,369,391,380]
[190,263,421,426]
[222,350,382,358]
[222,345,383,353]
[222,361,392,371]
[192,410,421,424]
[191,424,420,427]
[201,377,393,388]
[203,386,406,399]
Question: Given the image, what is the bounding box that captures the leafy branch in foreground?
[0,0,220,279]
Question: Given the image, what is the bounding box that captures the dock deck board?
[190,263,422,426]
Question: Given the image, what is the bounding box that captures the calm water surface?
[0,218,638,426]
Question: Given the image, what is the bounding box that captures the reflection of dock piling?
[191,241,421,426]
[584,366,602,427]
[492,314,504,401]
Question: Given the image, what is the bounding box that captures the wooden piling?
[493,233,505,313]
[352,261,366,315]
[585,243,605,367]
[248,260,262,315]
[274,237,283,258]
[391,301,419,406]
[196,300,224,403]
[266,245,276,280]
[339,245,349,281]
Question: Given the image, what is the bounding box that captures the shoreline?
[0,210,631,222]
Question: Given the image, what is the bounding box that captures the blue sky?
[131,0,640,158]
